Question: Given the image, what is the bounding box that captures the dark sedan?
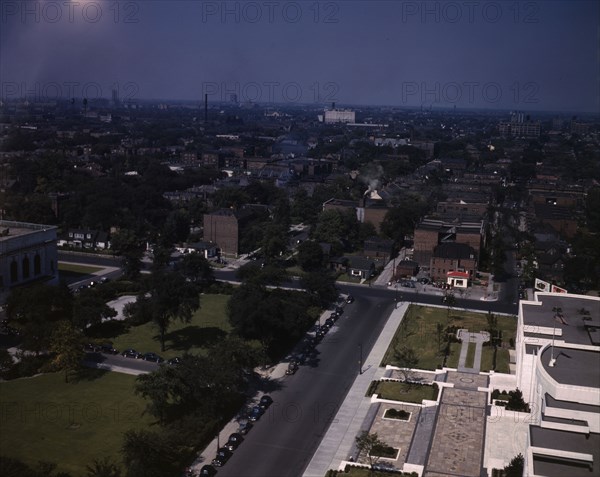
[212,447,232,467]
[225,432,244,451]
[259,395,273,410]
[142,352,164,363]
[122,349,142,359]
[248,405,264,422]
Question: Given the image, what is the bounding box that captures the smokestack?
[204,94,208,122]
[332,102,335,110]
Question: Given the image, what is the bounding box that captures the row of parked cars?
[83,343,180,365]
[285,297,353,375]
[196,395,274,475]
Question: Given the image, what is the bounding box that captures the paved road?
[83,351,160,374]
[58,251,123,267]
[210,285,516,477]
[214,291,394,477]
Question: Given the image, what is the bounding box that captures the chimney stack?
[332,102,335,110]
[204,94,208,122]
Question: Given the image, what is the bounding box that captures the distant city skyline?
[1,0,598,113]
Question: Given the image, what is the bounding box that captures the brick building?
[323,198,390,234]
[413,218,484,269]
[203,209,255,257]
[430,242,477,282]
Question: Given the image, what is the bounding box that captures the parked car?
[83,343,96,352]
[99,343,119,354]
[167,357,181,365]
[142,352,164,363]
[286,361,299,375]
[259,395,273,410]
[335,306,343,315]
[237,419,253,435]
[346,295,354,303]
[325,317,335,328]
[248,405,264,421]
[211,447,232,467]
[225,432,243,451]
[199,464,217,476]
[122,349,142,359]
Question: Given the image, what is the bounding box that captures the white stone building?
[515,292,600,476]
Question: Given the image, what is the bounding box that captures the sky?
[1,0,598,113]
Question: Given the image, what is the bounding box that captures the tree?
[380,200,427,244]
[110,229,144,280]
[49,321,85,383]
[296,240,324,271]
[130,271,200,352]
[85,457,121,477]
[72,291,117,329]
[393,346,419,382]
[121,430,178,477]
[6,283,73,355]
[228,284,316,361]
[503,453,524,477]
[176,252,214,287]
[354,431,390,472]
[162,209,190,246]
[312,209,345,244]
[236,261,288,286]
[443,292,456,322]
[300,270,338,308]
[260,223,288,262]
[486,312,500,347]
[506,388,529,412]
[135,340,261,422]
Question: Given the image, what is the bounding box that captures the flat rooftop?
[545,394,600,414]
[522,293,600,346]
[540,347,600,388]
[530,428,599,477]
[0,220,57,242]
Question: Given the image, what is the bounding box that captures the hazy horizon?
[2,0,598,113]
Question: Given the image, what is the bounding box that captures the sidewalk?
[303,301,409,476]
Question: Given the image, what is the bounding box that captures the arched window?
[34,253,41,275]
[22,256,30,279]
[10,260,18,283]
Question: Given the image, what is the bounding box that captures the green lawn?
[0,370,152,475]
[382,305,517,372]
[110,294,232,359]
[58,263,103,274]
[465,342,477,368]
[445,342,461,369]
[367,381,439,403]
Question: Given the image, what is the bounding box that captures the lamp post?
[549,321,556,367]
[358,343,363,375]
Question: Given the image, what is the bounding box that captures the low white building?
[323,109,355,124]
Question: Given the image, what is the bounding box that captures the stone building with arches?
[0,220,58,303]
